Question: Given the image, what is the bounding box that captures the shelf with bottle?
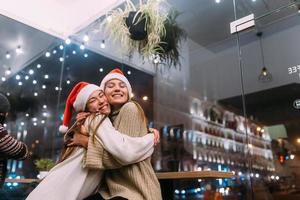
[192,116,271,148]
[188,129,272,160]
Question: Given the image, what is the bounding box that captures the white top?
[26,114,154,200]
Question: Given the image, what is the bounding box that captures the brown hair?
[58,113,107,163]
[130,100,148,130]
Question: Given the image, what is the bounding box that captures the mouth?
[112,93,124,98]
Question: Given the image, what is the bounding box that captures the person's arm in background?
[0,124,28,159]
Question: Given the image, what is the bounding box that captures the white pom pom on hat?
[59,81,100,133]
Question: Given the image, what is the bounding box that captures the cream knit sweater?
[83,102,162,200]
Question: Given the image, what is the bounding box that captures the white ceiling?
[0,0,124,39]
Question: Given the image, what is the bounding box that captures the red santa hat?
[59,81,100,133]
[99,68,132,97]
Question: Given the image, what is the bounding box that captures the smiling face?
[86,90,111,115]
[104,79,129,109]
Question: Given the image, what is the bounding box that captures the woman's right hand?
[76,112,90,125]
[149,128,160,145]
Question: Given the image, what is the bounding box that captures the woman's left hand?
[149,128,160,145]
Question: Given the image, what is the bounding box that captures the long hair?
[130,100,148,129]
[58,113,107,163]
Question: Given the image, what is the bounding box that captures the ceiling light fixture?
[257,32,272,83]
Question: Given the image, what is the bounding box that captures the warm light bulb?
[83,34,89,42]
[5,52,11,59]
[100,40,105,49]
[65,38,71,45]
[45,52,51,57]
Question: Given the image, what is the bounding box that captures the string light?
[29,69,34,75]
[5,52,11,59]
[66,79,71,84]
[32,80,37,84]
[83,34,89,42]
[42,85,46,89]
[65,38,71,45]
[45,52,51,57]
[59,45,64,50]
[100,40,105,49]
[142,96,148,101]
[15,45,23,54]
[15,75,21,80]
[1,77,6,82]
[53,50,57,54]
[18,81,23,86]
[80,43,85,50]
[72,50,76,54]
[44,74,49,79]
[84,53,88,58]
[127,70,131,75]
[36,64,41,69]
[25,75,29,80]
[5,68,11,75]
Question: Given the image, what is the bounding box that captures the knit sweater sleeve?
[0,124,28,160]
[100,102,150,169]
[95,118,154,165]
[83,103,152,169]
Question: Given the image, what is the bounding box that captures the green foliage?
[34,158,55,171]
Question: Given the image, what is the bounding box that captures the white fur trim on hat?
[59,125,68,133]
[73,84,100,112]
[100,73,132,97]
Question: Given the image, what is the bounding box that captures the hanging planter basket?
[125,11,148,41]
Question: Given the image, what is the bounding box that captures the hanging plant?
[156,10,186,68]
[102,0,186,69]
